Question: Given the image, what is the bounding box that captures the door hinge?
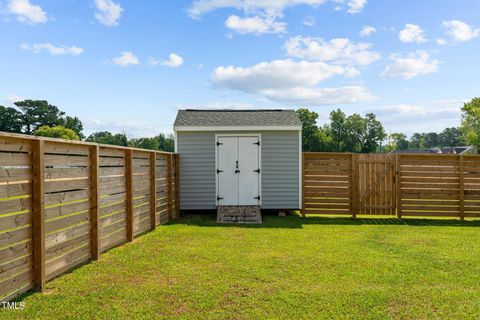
[254,169,260,173]
[216,142,223,146]
[254,196,260,200]
[217,169,223,174]
[254,141,260,145]
[217,196,224,201]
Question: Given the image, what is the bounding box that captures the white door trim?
[215,133,262,206]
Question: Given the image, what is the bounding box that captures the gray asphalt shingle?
[174,109,302,127]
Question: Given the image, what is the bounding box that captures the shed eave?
[174,125,302,132]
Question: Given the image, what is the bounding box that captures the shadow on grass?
[169,212,305,229]
[171,212,480,229]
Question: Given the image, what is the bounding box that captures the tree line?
[1,98,479,154]
[0,100,174,152]
[297,97,480,153]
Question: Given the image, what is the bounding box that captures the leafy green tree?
[460,98,480,151]
[34,126,80,140]
[130,137,158,150]
[438,127,463,147]
[345,113,387,153]
[129,133,174,152]
[362,113,386,153]
[63,116,84,139]
[387,133,409,151]
[158,133,174,152]
[0,106,23,133]
[330,109,348,152]
[409,133,426,149]
[296,108,321,152]
[424,132,439,149]
[317,125,333,152]
[86,131,128,146]
[14,100,65,134]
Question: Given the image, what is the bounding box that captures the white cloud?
[399,24,427,43]
[225,15,286,34]
[111,51,139,66]
[5,95,26,104]
[149,53,184,68]
[442,20,480,42]
[302,16,315,27]
[94,0,123,26]
[381,50,439,79]
[211,59,375,105]
[7,0,47,24]
[20,43,84,56]
[187,0,367,35]
[188,0,329,19]
[285,36,381,66]
[347,0,367,14]
[369,99,465,134]
[436,38,447,45]
[360,25,376,37]
[261,86,375,105]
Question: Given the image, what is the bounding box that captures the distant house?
[389,146,476,155]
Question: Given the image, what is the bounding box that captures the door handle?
[235,160,240,173]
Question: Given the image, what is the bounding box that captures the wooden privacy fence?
[302,152,480,219]
[0,133,179,302]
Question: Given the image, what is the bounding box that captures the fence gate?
[356,154,396,215]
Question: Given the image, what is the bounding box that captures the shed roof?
[174,109,302,128]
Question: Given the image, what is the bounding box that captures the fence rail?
[0,133,179,301]
[302,152,480,219]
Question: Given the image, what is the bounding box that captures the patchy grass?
[3,213,480,319]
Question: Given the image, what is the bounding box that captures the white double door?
[217,136,260,206]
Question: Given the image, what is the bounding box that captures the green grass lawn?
[3,214,480,319]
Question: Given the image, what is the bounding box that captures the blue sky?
[1,0,480,137]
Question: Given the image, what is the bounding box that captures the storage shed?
[174,109,302,211]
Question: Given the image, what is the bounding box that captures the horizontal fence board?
[44,141,90,156]
[0,152,31,166]
[303,153,480,219]
[1,133,177,301]
[45,189,89,206]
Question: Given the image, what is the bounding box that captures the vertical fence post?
[174,154,180,218]
[126,149,134,241]
[459,155,465,221]
[32,139,45,292]
[395,154,402,219]
[351,154,358,219]
[150,152,157,229]
[301,153,306,218]
[167,154,173,221]
[90,145,100,260]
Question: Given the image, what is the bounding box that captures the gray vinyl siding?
[176,132,216,210]
[176,130,300,210]
[261,132,299,209]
